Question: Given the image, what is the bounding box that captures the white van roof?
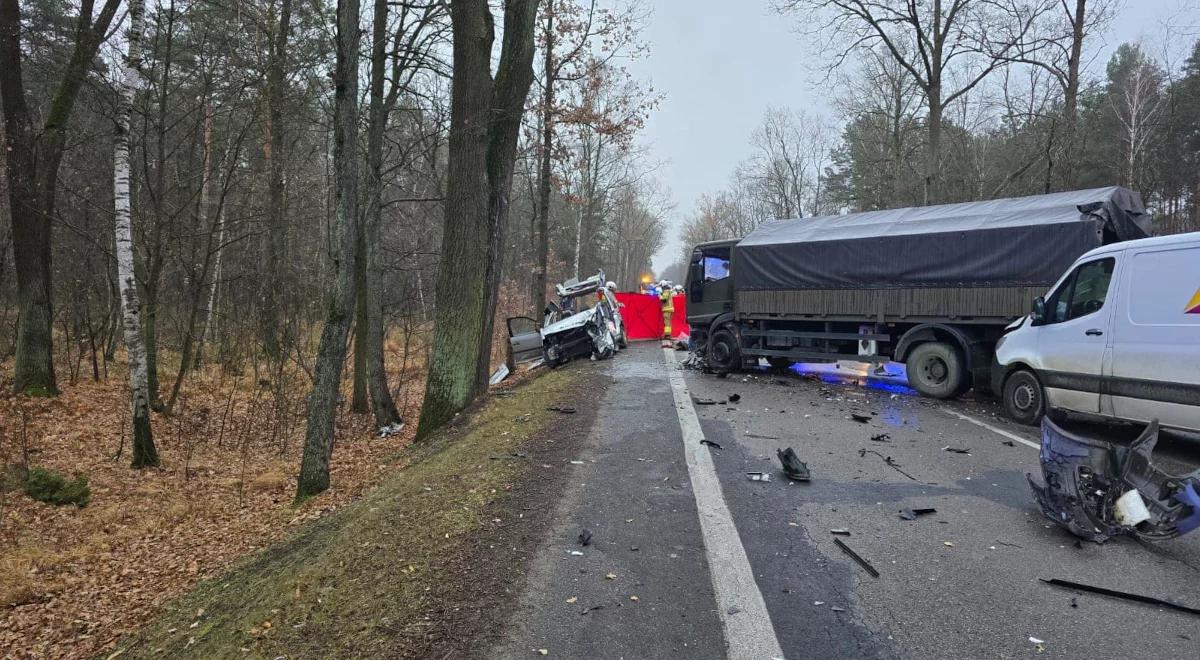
[1078,231,1200,259]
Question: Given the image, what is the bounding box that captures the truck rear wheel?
[907,342,966,399]
[708,328,740,374]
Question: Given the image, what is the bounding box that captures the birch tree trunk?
[114,0,158,468]
[296,0,361,499]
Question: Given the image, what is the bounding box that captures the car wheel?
[907,341,966,399]
[1003,369,1044,426]
[708,327,741,374]
[592,327,616,360]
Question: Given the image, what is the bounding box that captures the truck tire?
[907,342,966,399]
[1002,369,1044,426]
[708,327,741,374]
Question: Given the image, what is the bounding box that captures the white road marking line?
[944,410,1041,450]
[662,348,785,660]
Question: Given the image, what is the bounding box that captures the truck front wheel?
[708,327,741,374]
[907,342,966,399]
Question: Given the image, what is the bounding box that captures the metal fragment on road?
[833,538,879,578]
[777,447,811,481]
[747,472,771,482]
[1041,578,1200,617]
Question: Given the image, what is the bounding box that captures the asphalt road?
[492,342,1200,659]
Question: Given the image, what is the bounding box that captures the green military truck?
[684,187,1149,399]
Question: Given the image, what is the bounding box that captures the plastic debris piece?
[700,439,723,450]
[830,529,851,536]
[942,446,971,454]
[569,551,584,556]
[833,538,879,578]
[870,433,890,442]
[747,472,771,482]
[605,572,617,580]
[729,393,741,403]
[692,397,724,405]
[578,529,593,546]
[943,541,954,547]
[850,413,872,423]
[777,447,811,481]
[546,406,577,414]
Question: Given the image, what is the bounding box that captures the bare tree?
[0,0,122,394]
[417,0,539,437]
[295,0,362,499]
[115,0,160,468]
[776,0,1051,203]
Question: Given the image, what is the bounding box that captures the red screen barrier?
[615,292,688,341]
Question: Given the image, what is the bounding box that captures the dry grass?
[0,329,436,659]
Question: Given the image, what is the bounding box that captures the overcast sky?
[628,0,1200,272]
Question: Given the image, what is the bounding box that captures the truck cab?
[685,239,738,344]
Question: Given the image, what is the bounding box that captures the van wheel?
[1003,369,1044,426]
[907,342,965,399]
[708,327,741,374]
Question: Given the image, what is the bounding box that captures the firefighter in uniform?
[658,282,674,340]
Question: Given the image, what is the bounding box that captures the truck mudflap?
[1028,418,1200,543]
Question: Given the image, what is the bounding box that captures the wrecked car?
[507,272,626,367]
[1028,417,1200,543]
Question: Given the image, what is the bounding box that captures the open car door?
[507,316,544,364]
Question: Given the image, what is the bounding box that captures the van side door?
[1109,243,1200,430]
[1035,257,1118,414]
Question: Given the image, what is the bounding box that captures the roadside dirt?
[115,361,608,658]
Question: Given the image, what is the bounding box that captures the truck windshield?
[703,255,730,281]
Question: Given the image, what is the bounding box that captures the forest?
[1,0,1198,655]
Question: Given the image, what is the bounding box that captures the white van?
[993,231,1200,431]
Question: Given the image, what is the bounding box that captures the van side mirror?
[1030,296,1046,325]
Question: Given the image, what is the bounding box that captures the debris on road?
[489,452,528,461]
[691,396,725,405]
[578,529,593,546]
[700,439,723,450]
[747,472,771,482]
[728,393,741,403]
[569,551,584,556]
[1002,440,1015,447]
[943,541,955,547]
[942,446,971,454]
[1028,418,1200,543]
[869,433,890,442]
[605,572,616,580]
[1029,637,1046,652]
[1041,578,1200,617]
[745,432,781,440]
[830,529,851,536]
[546,406,577,414]
[833,538,879,578]
[831,606,846,612]
[515,414,532,423]
[777,447,811,481]
[377,422,405,438]
[858,448,920,482]
[849,413,872,423]
[899,508,937,521]
[488,364,510,385]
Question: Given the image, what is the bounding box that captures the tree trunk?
[474,0,539,390]
[417,0,538,437]
[364,0,400,428]
[114,0,158,468]
[295,0,361,500]
[1,0,120,395]
[350,244,369,413]
[924,85,942,205]
[533,8,554,319]
[1060,0,1086,190]
[261,0,294,363]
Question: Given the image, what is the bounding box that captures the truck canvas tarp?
[734,187,1149,320]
